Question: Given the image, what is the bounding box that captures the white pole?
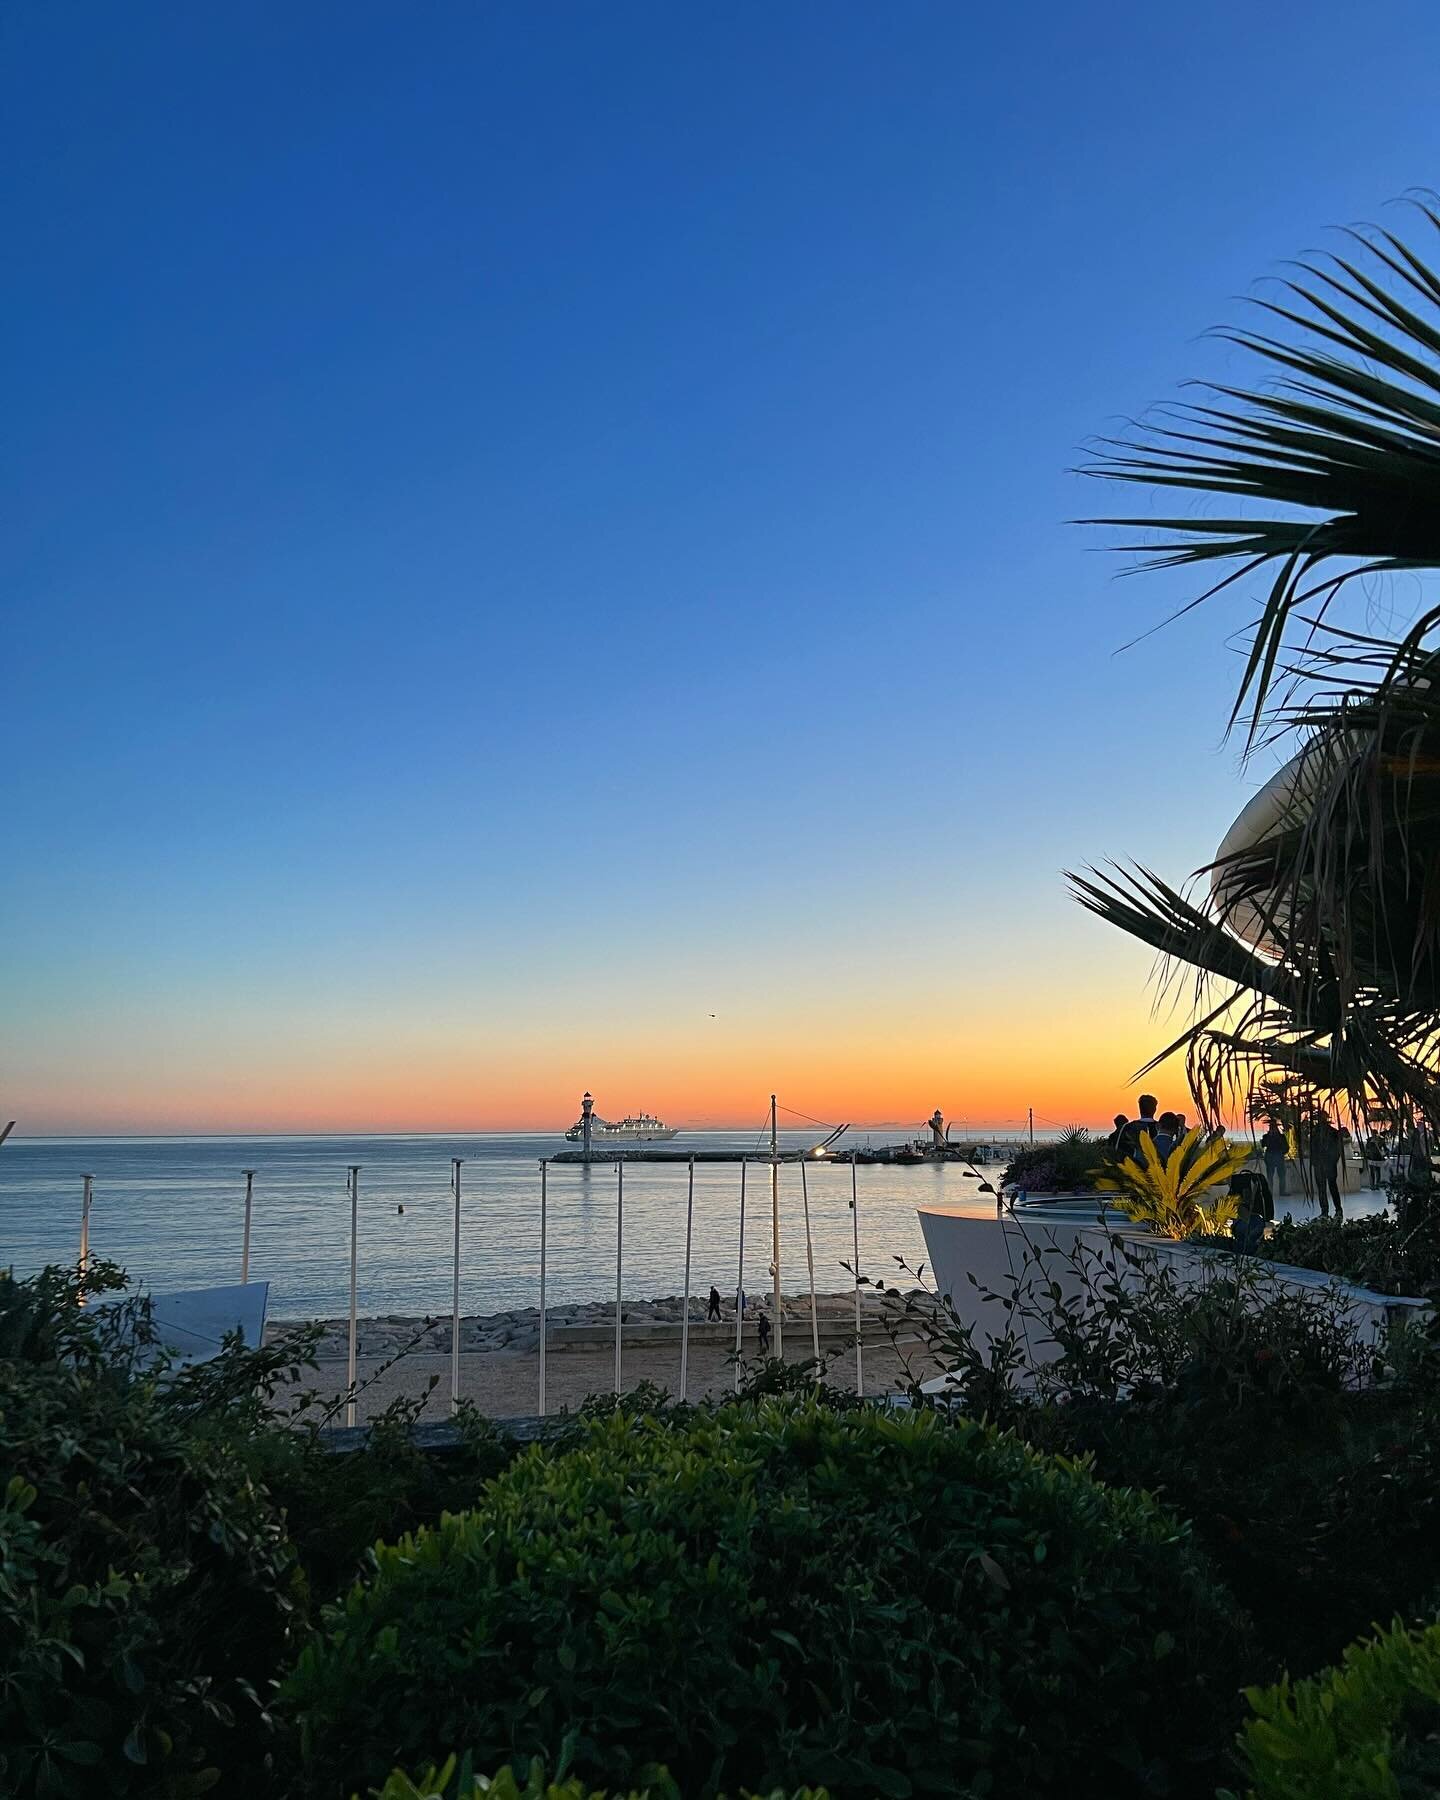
[241,1169,255,1284]
[734,1161,746,1392]
[538,1160,548,1417]
[770,1094,782,1357]
[79,1175,93,1303]
[614,1161,624,1397]
[450,1158,463,1416]
[799,1153,819,1361]
[680,1159,694,1402]
[851,1156,864,1398]
[346,1166,360,1428]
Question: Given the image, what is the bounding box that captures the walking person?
[707,1284,723,1322]
[1261,1118,1288,1199]
[756,1308,771,1357]
[1363,1134,1385,1190]
[1310,1115,1344,1219]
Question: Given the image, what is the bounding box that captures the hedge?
[1231,1617,1440,1799]
[289,1398,1247,1798]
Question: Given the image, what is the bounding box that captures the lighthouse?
[581,1091,595,1163]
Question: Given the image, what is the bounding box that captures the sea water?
[0,1129,1009,1318]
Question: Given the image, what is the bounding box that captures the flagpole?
[538,1160,548,1417]
[449,1158,463,1416]
[614,1161,624,1397]
[734,1161,746,1392]
[241,1169,255,1283]
[799,1152,819,1361]
[680,1159,694,1401]
[851,1155,864,1398]
[346,1166,361,1428]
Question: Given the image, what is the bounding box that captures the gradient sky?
[6,2,1440,1134]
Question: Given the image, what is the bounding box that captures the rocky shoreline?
[266,1287,901,1361]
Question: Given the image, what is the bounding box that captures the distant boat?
[565,1109,678,1144]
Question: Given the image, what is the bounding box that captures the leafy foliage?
[1265,1207,1440,1298]
[1227,1617,1440,1800]
[1074,203,1440,1129]
[287,1398,1246,1800]
[0,1262,308,1797]
[1001,1126,1101,1193]
[363,1756,829,1799]
[1095,1127,1251,1238]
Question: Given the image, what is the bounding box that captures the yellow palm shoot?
[1096,1127,1253,1239]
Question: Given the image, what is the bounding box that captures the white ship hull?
[565,1125,679,1143]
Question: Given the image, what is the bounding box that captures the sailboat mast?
[770,1093,782,1357]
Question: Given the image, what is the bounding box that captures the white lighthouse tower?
[581,1091,595,1162]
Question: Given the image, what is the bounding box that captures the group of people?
[1104,1093,1367,1251]
[705,1283,772,1353]
[1104,1094,1192,1165]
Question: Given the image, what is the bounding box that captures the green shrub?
[1267,1210,1440,1298]
[1001,1126,1101,1193]
[288,1399,1248,1799]
[1229,1617,1440,1798]
[0,1264,305,1797]
[246,1392,519,1604]
[363,1755,828,1798]
[873,1233,1440,1677]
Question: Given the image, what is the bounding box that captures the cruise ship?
[565,1093,679,1143]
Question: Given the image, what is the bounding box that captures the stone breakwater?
[266,1288,905,1362]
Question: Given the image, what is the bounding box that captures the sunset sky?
[7,3,1440,1135]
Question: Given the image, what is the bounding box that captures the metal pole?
[450,1158,463,1416]
[79,1175,93,1303]
[614,1161,624,1397]
[680,1159,694,1401]
[851,1156,864,1398]
[346,1166,360,1428]
[799,1153,819,1361]
[1028,1106,1034,1146]
[770,1094,782,1357]
[241,1169,255,1284]
[538,1160,548,1417]
[734,1161,746,1392]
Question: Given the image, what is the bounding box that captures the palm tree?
[1072,199,1440,1129]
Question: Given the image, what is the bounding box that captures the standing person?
[756,1309,771,1357]
[707,1284,722,1322]
[1363,1133,1385,1190]
[1105,1112,1129,1150]
[1154,1112,1181,1163]
[1172,1112,1189,1148]
[1117,1095,1160,1164]
[1310,1116,1343,1219]
[1261,1118,1288,1199]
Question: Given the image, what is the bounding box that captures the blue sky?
[5,2,1440,1131]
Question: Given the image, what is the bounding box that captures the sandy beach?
[267,1288,943,1422]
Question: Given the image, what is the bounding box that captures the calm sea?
[0,1129,1010,1319]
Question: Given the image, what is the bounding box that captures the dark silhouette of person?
[1261,1119,1288,1198]
[756,1310,771,1356]
[1117,1095,1160,1164]
[1155,1111,1181,1162]
[1229,1166,1274,1254]
[1310,1116,1344,1218]
[1105,1112,1128,1150]
[707,1284,722,1321]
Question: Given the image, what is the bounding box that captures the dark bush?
[1267,1208,1440,1298]
[287,1398,1248,1800]
[0,1263,304,1797]
[1227,1617,1440,1800]
[364,1757,829,1799]
[871,1232,1440,1679]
